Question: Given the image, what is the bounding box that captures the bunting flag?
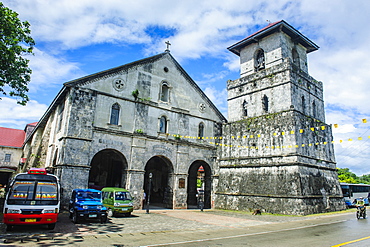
[164,118,368,142]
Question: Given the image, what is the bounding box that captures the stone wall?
[215,112,345,215]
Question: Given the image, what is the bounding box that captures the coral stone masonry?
[18,20,344,215]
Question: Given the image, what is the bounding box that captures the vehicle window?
[115,191,132,200]
[36,182,58,200]
[76,191,101,200]
[102,191,107,199]
[8,181,35,200]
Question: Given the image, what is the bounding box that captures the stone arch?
[88,149,128,190]
[143,155,174,209]
[187,161,212,209]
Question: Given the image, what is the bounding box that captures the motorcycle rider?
[356,197,366,218]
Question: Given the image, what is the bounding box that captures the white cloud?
[28,48,83,92]
[0,97,48,129]
[203,87,228,116]
[2,0,370,175]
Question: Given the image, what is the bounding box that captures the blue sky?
[1,0,370,175]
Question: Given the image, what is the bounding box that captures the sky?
[1,0,370,175]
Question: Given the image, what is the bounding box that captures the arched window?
[242,100,248,117]
[255,49,265,72]
[198,123,204,138]
[262,95,269,112]
[292,48,300,68]
[110,103,120,125]
[160,81,169,102]
[301,96,305,114]
[159,116,167,133]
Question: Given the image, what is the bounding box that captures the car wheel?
[47,223,56,230]
[100,215,108,224]
[72,211,79,224]
[6,224,13,231]
[125,212,131,217]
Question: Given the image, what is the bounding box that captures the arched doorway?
[143,156,174,209]
[187,161,212,209]
[88,149,128,190]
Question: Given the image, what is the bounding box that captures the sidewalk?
[0,209,353,243]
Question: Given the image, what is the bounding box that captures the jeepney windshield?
[7,181,58,205]
[115,191,132,201]
[76,191,101,201]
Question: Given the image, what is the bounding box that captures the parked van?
[101,187,134,217]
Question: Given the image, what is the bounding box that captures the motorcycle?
[356,206,366,219]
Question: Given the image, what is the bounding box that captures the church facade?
[20,20,345,215]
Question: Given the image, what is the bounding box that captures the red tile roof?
[0,127,25,148]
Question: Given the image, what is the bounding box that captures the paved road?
[0,209,368,246]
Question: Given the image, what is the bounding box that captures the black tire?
[100,215,107,224]
[47,223,56,230]
[72,211,79,224]
[6,224,13,231]
[125,212,131,217]
[357,211,360,220]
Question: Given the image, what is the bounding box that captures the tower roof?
[228,20,319,56]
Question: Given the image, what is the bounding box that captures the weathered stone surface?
[17,22,345,215]
[217,21,344,215]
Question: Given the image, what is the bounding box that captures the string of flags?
[169,119,369,141]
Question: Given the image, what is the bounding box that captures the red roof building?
[0,127,26,148]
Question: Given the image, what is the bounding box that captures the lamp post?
[146,172,152,214]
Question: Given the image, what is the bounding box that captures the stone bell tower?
[215,20,345,215]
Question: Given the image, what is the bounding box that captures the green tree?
[0,2,35,105]
[359,174,370,185]
[337,168,360,183]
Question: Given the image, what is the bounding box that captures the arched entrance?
[187,161,212,209]
[143,156,174,209]
[88,149,128,189]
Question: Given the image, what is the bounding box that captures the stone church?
[20,20,345,215]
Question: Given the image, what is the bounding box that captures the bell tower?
[216,21,345,215]
[227,20,323,122]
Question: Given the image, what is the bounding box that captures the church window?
[262,95,269,112]
[292,48,300,68]
[302,96,306,114]
[242,100,248,117]
[4,154,11,162]
[255,49,265,72]
[160,81,170,102]
[110,103,120,125]
[198,123,204,138]
[159,116,167,133]
[57,102,64,132]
